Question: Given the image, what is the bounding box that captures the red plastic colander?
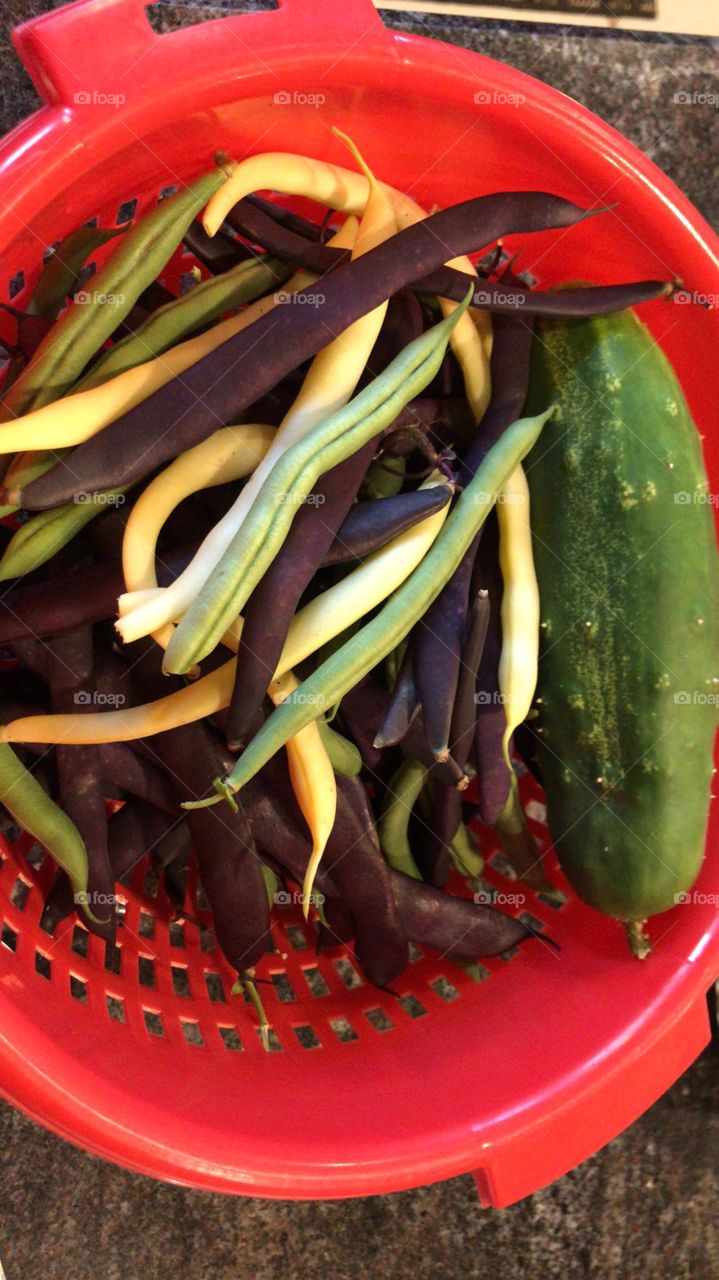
[0,0,718,1208]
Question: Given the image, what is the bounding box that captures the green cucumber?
[524,308,719,954]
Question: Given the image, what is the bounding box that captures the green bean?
[261,863,279,908]
[379,759,426,879]
[449,821,484,879]
[1,166,227,420]
[185,409,552,809]
[0,741,103,921]
[164,297,471,675]
[362,455,406,500]
[28,224,128,319]
[317,718,362,777]
[0,488,129,580]
[76,254,291,390]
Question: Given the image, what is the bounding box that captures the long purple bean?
[389,870,535,958]
[42,797,178,935]
[374,644,421,748]
[98,743,178,812]
[22,192,599,506]
[48,628,115,941]
[226,197,670,317]
[473,519,512,826]
[321,486,452,567]
[182,219,252,274]
[225,439,377,750]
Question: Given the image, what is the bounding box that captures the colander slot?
[462,963,490,983]
[407,942,423,963]
[9,876,30,912]
[397,994,428,1020]
[171,964,191,998]
[105,994,125,1023]
[519,911,546,934]
[8,270,24,300]
[205,972,226,1003]
[138,955,156,988]
[364,1008,394,1033]
[104,942,122,975]
[70,925,88,958]
[329,1017,358,1043]
[138,910,155,938]
[257,1026,282,1053]
[69,974,88,1004]
[285,925,308,951]
[34,950,51,979]
[488,852,518,880]
[294,1025,321,1049]
[302,966,330,998]
[1,921,17,952]
[270,972,297,1004]
[538,889,567,911]
[168,920,185,948]
[25,842,45,870]
[180,1019,204,1047]
[333,956,362,989]
[218,1025,243,1052]
[179,271,199,295]
[429,977,460,1003]
[116,198,138,226]
[143,1010,164,1037]
[199,927,215,954]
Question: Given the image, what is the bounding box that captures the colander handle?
[12,0,391,108]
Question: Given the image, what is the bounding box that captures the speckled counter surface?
[0,6,718,1279]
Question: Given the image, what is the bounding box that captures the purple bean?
[472,519,512,826]
[182,219,252,274]
[22,192,600,507]
[48,628,115,941]
[321,485,451,567]
[42,797,179,935]
[373,644,421,748]
[449,589,490,771]
[98,743,178,812]
[226,199,671,318]
[389,870,535,958]
[226,439,377,749]
[413,538,475,762]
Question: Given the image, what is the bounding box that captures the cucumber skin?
[525,309,719,922]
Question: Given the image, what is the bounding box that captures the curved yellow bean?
[120,423,275,648]
[269,670,336,917]
[1,475,451,746]
[115,155,397,645]
[497,463,539,767]
[203,150,491,421]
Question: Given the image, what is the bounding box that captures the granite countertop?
[0,5,718,1278]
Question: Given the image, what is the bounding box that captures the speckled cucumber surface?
[525,308,719,954]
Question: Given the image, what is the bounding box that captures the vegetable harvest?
[0,127,715,1058]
